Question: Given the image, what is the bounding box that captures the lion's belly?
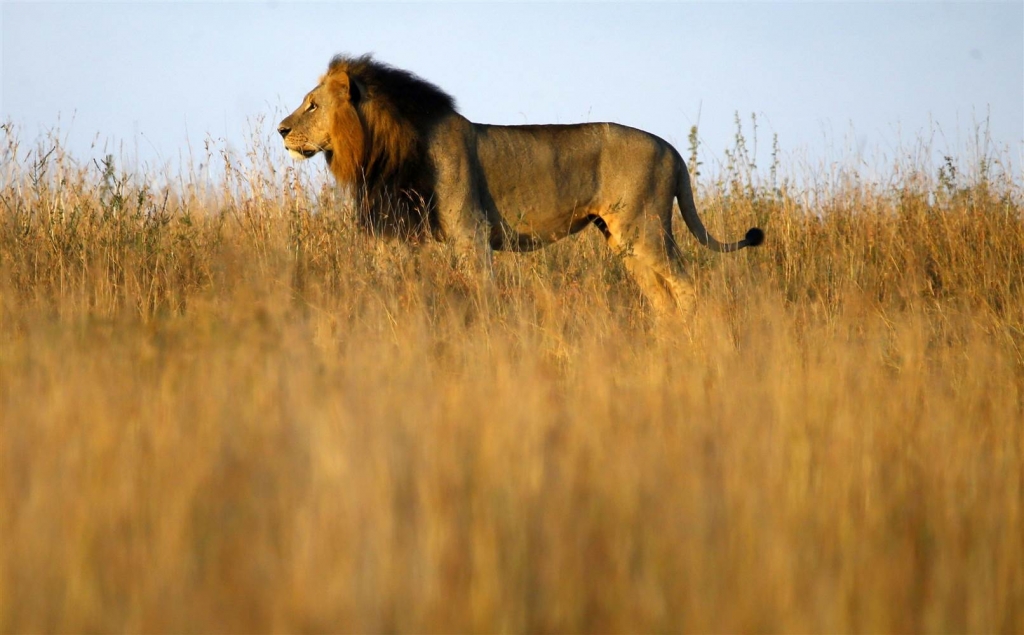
[485,182,601,251]
[487,206,597,252]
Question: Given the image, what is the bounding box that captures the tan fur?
[323,73,365,186]
[279,55,764,312]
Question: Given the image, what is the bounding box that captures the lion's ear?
[327,72,359,104]
[349,78,363,106]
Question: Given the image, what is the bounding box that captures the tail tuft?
[745,227,765,247]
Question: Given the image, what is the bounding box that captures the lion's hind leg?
[624,257,686,314]
[599,214,696,315]
[649,238,697,315]
[629,252,697,315]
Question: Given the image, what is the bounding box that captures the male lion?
[278,54,764,312]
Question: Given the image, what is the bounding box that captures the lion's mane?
[325,54,457,238]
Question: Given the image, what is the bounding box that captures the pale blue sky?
[2,2,1022,180]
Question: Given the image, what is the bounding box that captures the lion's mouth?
[287,147,320,160]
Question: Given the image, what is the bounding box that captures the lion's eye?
[307,102,318,113]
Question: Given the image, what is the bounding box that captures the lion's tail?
[675,156,764,253]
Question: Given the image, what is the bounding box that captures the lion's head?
[278,65,365,186]
[279,55,456,193]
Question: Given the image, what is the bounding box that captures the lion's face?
[278,78,349,161]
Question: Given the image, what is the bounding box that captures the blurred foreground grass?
[1,123,1022,632]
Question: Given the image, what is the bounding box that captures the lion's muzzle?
[278,124,320,160]
[287,148,318,160]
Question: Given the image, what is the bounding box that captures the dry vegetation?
[1,119,1022,633]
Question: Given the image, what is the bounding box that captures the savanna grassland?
[1,120,1022,633]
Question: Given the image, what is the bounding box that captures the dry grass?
[1,121,1022,633]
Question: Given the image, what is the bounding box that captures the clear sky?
[2,1,1022,181]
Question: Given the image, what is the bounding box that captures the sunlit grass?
[1,120,1022,632]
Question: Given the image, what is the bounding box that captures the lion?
[278,54,764,312]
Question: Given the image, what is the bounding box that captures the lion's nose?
[277,125,290,139]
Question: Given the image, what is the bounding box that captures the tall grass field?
[1,120,1022,632]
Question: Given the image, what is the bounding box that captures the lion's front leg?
[428,121,496,289]
[431,165,493,282]
[438,202,495,286]
[435,202,496,314]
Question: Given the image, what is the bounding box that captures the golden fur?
[279,54,764,311]
[322,73,365,187]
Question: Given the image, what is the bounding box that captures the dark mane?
[330,54,457,127]
[326,54,457,240]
